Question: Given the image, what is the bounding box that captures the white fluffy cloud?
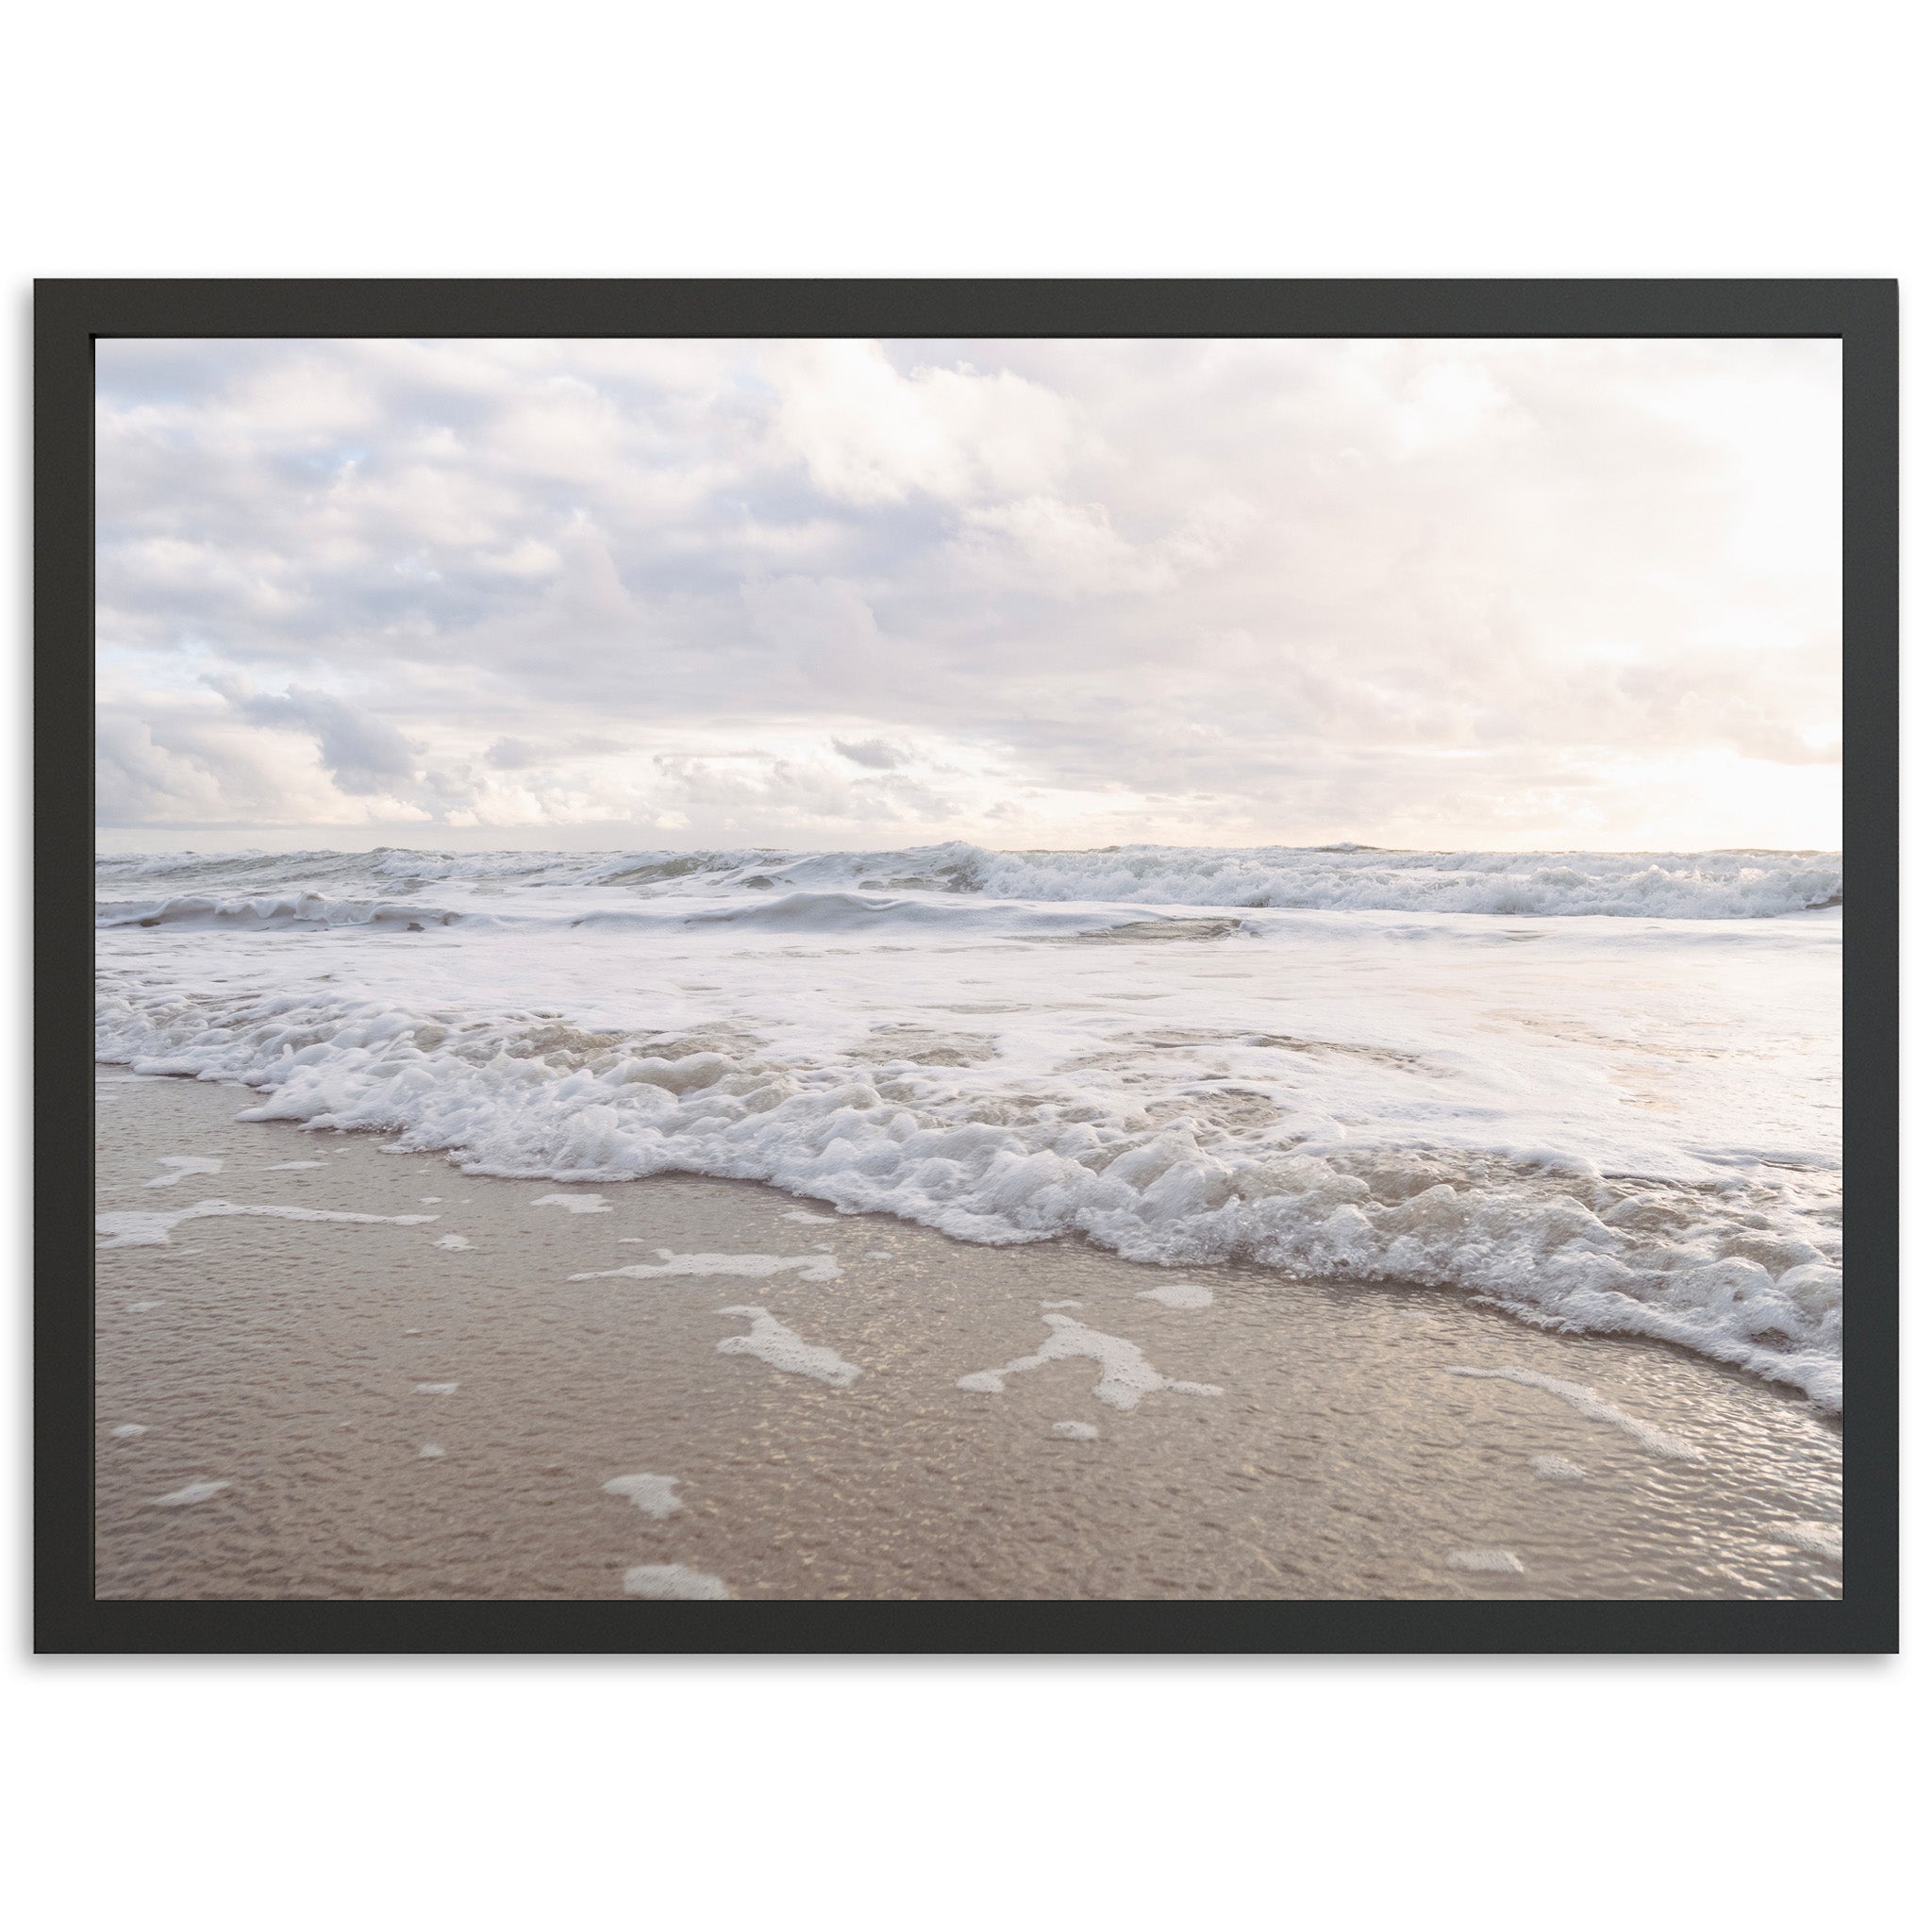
[94,335,1841,850]
[764,340,1083,505]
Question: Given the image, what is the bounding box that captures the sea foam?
[603,1474,683,1518]
[95,1200,440,1248]
[153,1480,229,1507]
[958,1312,1222,1411]
[622,1564,732,1600]
[94,841,1844,1408]
[572,1249,842,1284]
[1442,1366,1706,1460]
[715,1306,861,1385]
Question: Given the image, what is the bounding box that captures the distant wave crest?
[96,841,1842,921]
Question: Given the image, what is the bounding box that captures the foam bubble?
[418,1443,445,1459]
[420,1196,441,1204]
[574,1248,842,1285]
[1051,1421,1100,1440]
[434,1234,473,1251]
[532,1192,611,1214]
[1446,1549,1524,1573]
[715,1306,860,1386]
[110,1423,148,1439]
[780,1208,841,1224]
[623,1564,732,1600]
[265,1160,327,1171]
[1530,1454,1588,1480]
[126,1300,163,1312]
[1041,1299,1083,1309]
[154,1480,229,1507]
[1768,1520,1841,1559]
[1138,1282,1215,1309]
[144,1155,225,1188]
[958,1312,1223,1411]
[603,1474,683,1518]
[95,1199,439,1249]
[413,1382,459,1395]
[1444,1366,1706,1461]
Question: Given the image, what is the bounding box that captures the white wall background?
[5,6,1918,1927]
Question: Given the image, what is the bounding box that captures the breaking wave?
[96,841,1842,922]
[94,839,1842,1409]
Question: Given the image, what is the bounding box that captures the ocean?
[94,842,1843,1411]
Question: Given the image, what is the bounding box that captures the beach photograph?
[91,332,1844,1605]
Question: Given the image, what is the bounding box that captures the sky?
[94,336,1842,854]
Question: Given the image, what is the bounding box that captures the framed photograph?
[37,280,1897,1652]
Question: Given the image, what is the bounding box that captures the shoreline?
[94,1070,1842,1601]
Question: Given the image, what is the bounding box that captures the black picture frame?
[38,278,1898,1655]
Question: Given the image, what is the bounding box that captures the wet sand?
[93,1072,1842,1601]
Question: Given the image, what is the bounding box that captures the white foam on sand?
[1443,1365,1706,1461]
[1041,1299,1083,1310]
[421,1196,441,1204]
[413,1382,459,1395]
[110,1423,148,1438]
[958,1312,1223,1411]
[1530,1454,1588,1480]
[603,1474,684,1518]
[780,1208,841,1224]
[154,1480,229,1507]
[95,1200,439,1248]
[434,1234,473,1251]
[1138,1282,1215,1309]
[419,1443,445,1458]
[1447,1549,1524,1573]
[265,1160,327,1170]
[1769,1520,1841,1559]
[623,1563,732,1600]
[532,1192,611,1214]
[126,1300,163,1312]
[145,1155,225,1188]
[1051,1421,1100,1440]
[715,1306,860,1386]
[573,1248,842,1284]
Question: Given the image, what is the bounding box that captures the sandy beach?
[94,1071,1842,1602]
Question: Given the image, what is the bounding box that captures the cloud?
[484,737,542,770]
[762,340,1081,506]
[95,715,233,824]
[484,733,627,771]
[740,574,891,697]
[208,676,420,794]
[647,751,958,833]
[832,737,908,770]
[94,696,405,829]
[94,336,1842,849]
